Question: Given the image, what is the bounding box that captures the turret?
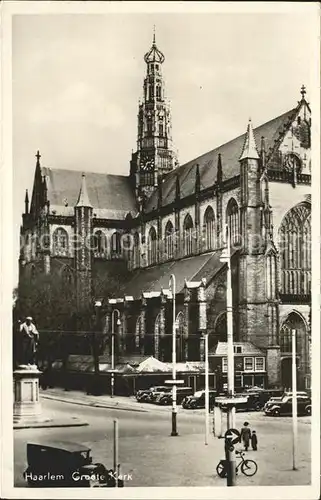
[74,174,93,311]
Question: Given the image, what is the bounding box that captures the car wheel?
[272,408,280,417]
[254,403,262,412]
[305,405,312,416]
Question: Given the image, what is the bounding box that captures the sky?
[11,8,318,285]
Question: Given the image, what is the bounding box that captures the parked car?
[219,393,263,412]
[156,387,193,405]
[263,391,309,411]
[23,441,123,488]
[148,386,172,403]
[136,386,169,403]
[264,395,311,417]
[182,389,217,410]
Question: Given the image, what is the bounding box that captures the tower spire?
[239,119,259,161]
[36,150,41,167]
[153,25,156,45]
[24,189,29,214]
[76,173,92,208]
[300,84,306,101]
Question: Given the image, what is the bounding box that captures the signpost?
[224,428,240,486]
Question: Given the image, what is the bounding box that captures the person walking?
[240,421,251,451]
[251,430,258,451]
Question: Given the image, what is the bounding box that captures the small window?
[244,357,254,372]
[222,357,228,373]
[255,357,265,372]
[156,64,159,70]
[234,345,242,354]
[297,116,301,125]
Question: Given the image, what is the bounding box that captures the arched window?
[156,86,161,100]
[93,230,107,257]
[61,266,73,286]
[135,314,144,353]
[203,206,216,251]
[176,311,185,362]
[159,123,164,137]
[53,227,69,256]
[25,232,31,262]
[280,311,309,390]
[148,227,157,265]
[226,198,240,247]
[111,232,121,257]
[164,221,174,260]
[133,232,140,269]
[278,203,311,295]
[183,214,194,256]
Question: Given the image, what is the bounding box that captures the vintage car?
[136,386,169,403]
[23,441,123,488]
[264,395,312,417]
[218,393,263,412]
[156,387,193,406]
[182,390,217,410]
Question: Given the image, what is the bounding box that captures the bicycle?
[216,450,258,478]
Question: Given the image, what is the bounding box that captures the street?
[14,397,311,488]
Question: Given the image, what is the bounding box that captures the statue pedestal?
[13,367,44,426]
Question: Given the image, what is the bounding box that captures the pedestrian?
[240,421,251,451]
[251,430,258,451]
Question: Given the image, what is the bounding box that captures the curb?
[41,394,149,413]
[14,418,89,430]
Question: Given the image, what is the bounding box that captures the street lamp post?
[220,224,235,428]
[169,274,178,436]
[220,224,236,487]
[111,309,121,398]
[204,330,209,445]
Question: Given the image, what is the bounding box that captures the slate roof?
[117,250,226,299]
[41,167,138,219]
[145,107,298,212]
[210,342,265,357]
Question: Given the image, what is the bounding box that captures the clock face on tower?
[140,155,154,171]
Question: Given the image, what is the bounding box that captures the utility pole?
[204,330,209,445]
[292,329,298,470]
[111,309,121,398]
[169,274,178,436]
[113,418,119,487]
[220,224,236,486]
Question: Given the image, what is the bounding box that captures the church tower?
[130,30,177,200]
[74,173,93,311]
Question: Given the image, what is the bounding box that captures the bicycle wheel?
[216,460,227,478]
[241,459,257,477]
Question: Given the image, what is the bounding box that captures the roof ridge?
[166,106,297,177]
[42,166,129,179]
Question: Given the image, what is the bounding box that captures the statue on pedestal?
[16,316,39,368]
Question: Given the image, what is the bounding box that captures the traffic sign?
[165,379,185,385]
[224,428,241,445]
[216,396,248,405]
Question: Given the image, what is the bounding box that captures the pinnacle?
[76,173,92,208]
[239,119,260,161]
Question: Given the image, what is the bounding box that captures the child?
[240,421,251,451]
[251,430,258,451]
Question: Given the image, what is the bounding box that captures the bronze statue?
[17,317,39,367]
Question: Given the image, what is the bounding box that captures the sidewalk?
[40,388,150,413]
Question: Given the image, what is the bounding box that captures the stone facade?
[19,39,311,390]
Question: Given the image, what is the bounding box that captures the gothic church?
[19,35,311,390]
